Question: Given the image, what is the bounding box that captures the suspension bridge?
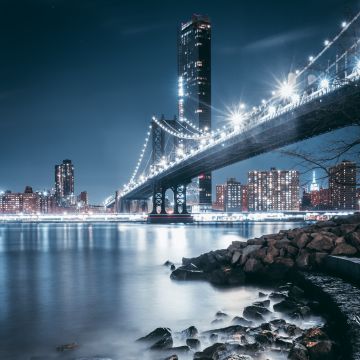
[105,13,360,222]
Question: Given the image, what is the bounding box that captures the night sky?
[0,0,359,204]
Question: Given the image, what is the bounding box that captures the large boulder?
[306,340,334,359]
[296,249,312,269]
[288,343,309,360]
[243,258,264,273]
[273,299,299,314]
[243,305,270,320]
[331,243,357,256]
[347,231,360,251]
[137,327,173,350]
[307,233,335,252]
[170,267,205,281]
[179,325,198,339]
[186,338,200,350]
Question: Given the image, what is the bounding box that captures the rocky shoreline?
[136,214,360,360]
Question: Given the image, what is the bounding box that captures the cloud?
[243,27,317,52]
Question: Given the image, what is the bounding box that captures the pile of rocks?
[136,283,337,360]
[170,214,360,285]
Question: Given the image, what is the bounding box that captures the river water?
[0,222,321,360]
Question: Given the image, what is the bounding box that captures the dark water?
[0,222,321,360]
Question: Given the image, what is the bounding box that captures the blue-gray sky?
[0,0,358,203]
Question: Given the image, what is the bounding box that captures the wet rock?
[306,340,334,359]
[288,343,309,360]
[215,311,229,318]
[283,324,303,337]
[289,285,305,299]
[273,299,299,314]
[170,266,205,281]
[263,246,280,264]
[254,330,275,345]
[137,327,171,343]
[150,335,173,350]
[165,345,190,354]
[231,316,253,326]
[164,260,174,267]
[253,299,270,308]
[203,325,248,337]
[258,292,267,298]
[243,305,269,321]
[313,252,328,266]
[247,238,266,246]
[186,338,200,350]
[193,343,225,359]
[269,292,287,301]
[163,356,178,360]
[274,257,295,268]
[179,325,198,339]
[331,243,357,256]
[231,251,242,264]
[170,264,176,271]
[269,318,287,328]
[240,245,263,265]
[211,318,224,325]
[223,355,253,360]
[210,333,219,342]
[275,337,293,349]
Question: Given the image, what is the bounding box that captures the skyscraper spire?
[310,171,319,192]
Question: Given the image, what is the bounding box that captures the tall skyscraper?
[225,178,242,212]
[178,14,212,207]
[329,160,356,210]
[310,171,319,192]
[248,168,300,211]
[55,159,74,204]
[214,184,226,211]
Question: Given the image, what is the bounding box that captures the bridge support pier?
[148,181,193,224]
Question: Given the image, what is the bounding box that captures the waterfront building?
[329,160,357,210]
[22,186,41,214]
[178,14,212,207]
[55,159,74,205]
[78,191,88,206]
[1,191,22,214]
[311,187,331,210]
[225,178,242,212]
[214,184,226,211]
[248,168,300,211]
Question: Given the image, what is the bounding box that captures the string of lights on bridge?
[104,11,360,206]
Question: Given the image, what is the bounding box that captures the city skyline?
[0,0,359,203]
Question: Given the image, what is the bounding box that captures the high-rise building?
[310,171,319,192]
[311,187,331,210]
[178,14,212,207]
[55,159,74,205]
[1,191,22,214]
[248,168,300,211]
[329,160,357,210]
[225,178,242,212]
[214,184,226,211]
[22,186,41,214]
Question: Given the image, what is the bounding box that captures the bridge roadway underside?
[124,82,360,200]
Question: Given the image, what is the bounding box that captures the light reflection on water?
[0,222,320,360]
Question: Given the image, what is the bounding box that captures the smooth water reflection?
[0,222,303,360]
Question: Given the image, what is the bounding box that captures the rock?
[273,299,299,314]
[339,223,357,234]
[263,246,280,264]
[202,325,248,337]
[211,318,224,325]
[274,239,292,249]
[164,260,174,267]
[254,331,275,345]
[284,323,303,337]
[317,220,337,228]
[331,243,357,256]
[243,305,269,320]
[231,316,253,326]
[253,299,270,308]
[247,238,266,245]
[166,345,190,354]
[179,325,198,338]
[193,343,225,359]
[163,356,178,360]
[210,333,218,342]
[269,318,287,328]
[170,267,205,281]
[306,340,333,359]
[215,311,229,318]
[313,252,328,266]
[334,236,345,245]
[294,233,311,249]
[258,292,267,298]
[296,249,312,269]
[137,327,171,343]
[288,343,309,360]
[307,233,335,252]
[269,292,287,301]
[231,251,242,264]
[275,337,293,349]
[223,355,253,360]
[289,285,305,299]
[241,245,263,264]
[186,338,200,350]
[274,257,295,268]
[348,231,360,251]
[170,264,176,271]
[243,258,264,273]
[150,335,173,350]
[207,267,246,286]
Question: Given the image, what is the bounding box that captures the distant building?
[214,184,226,211]
[225,178,242,212]
[310,171,319,192]
[55,159,74,205]
[357,188,360,210]
[301,188,312,210]
[178,14,212,207]
[22,186,40,214]
[329,160,357,210]
[311,187,331,210]
[248,168,300,211]
[0,187,42,214]
[1,191,22,214]
[78,191,88,206]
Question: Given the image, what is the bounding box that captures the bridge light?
[268,106,276,116]
[319,78,330,89]
[356,60,360,73]
[341,21,347,28]
[279,81,295,100]
[309,55,314,62]
[324,39,330,46]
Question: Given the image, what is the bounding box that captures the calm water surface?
[0,222,318,360]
